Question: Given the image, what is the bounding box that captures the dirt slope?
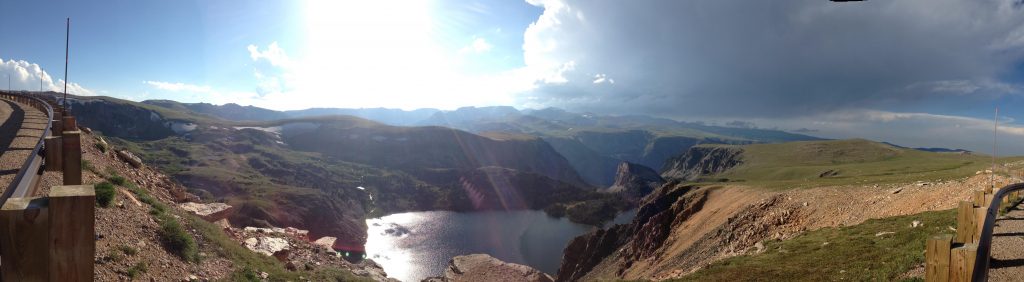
[559,173,1015,281]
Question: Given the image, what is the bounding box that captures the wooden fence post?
[44,136,61,172]
[52,111,63,137]
[61,116,81,185]
[975,207,987,242]
[956,201,975,244]
[926,234,953,282]
[950,243,977,282]
[48,185,95,281]
[0,197,50,281]
[974,191,986,207]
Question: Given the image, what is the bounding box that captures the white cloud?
[143,81,213,93]
[247,42,294,69]
[592,73,613,84]
[0,56,94,95]
[459,38,494,54]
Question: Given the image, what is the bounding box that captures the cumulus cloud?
[247,42,294,69]
[0,57,94,95]
[143,81,212,93]
[517,0,1024,118]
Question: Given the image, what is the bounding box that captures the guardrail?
[0,91,93,281]
[924,181,1024,282]
[0,92,54,202]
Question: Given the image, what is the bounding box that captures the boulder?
[425,254,554,282]
[179,202,233,222]
[313,236,337,251]
[116,150,144,168]
[243,236,290,256]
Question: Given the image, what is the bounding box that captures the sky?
[3,0,1024,154]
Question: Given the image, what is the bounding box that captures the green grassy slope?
[674,209,955,282]
[698,139,1008,189]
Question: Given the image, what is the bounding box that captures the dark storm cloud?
[519,0,1024,118]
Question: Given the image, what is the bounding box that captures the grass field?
[694,139,1021,189]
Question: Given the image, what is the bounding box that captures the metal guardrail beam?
[973,182,1024,281]
[0,92,54,204]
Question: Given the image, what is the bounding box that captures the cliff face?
[603,162,665,201]
[557,183,806,281]
[558,183,703,281]
[660,146,744,181]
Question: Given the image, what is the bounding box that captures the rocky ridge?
[603,161,665,201]
[660,146,743,181]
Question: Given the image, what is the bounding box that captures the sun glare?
[295,0,507,110]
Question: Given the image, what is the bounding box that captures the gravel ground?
[987,200,1024,281]
[0,98,49,193]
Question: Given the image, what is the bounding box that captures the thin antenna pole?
[993,107,998,189]
[63,17,69,109]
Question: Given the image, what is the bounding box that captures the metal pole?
[993,107,998,189]
[63,17,69,109]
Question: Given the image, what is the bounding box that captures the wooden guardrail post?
[52,111,63,137]
[951,243,978,282]
[926,234,953,282]
[44,136,62,172]
[956,201,976,243]
[0,197,50,281]
[975,207,987,241]
[49,185,95,281]
[974,190,985,207]
[61,116,81,185]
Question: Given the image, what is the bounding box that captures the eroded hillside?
[558,139,1018,281]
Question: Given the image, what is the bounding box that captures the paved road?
[988,200,1024,281]
[0,98,48,191]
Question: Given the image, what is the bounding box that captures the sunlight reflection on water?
[365,209,636,282]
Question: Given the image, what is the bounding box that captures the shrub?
[94,142,108,153]
[126,262,147,279]
[109,174,127,186]
[103,250,123,263]
[118,244,138,256]
[158,213,198,262]
[94,182,116,208]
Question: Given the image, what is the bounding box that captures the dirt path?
[987,200,1024,281]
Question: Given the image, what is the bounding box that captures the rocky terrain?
[75,124,396,281]
[602,161,665,201]
[64,94,630,259]
[556,169,1016,281]
[424,254,554,282]
[660,145,744,181]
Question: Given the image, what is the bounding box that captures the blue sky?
[5,0,1024,154]
[0,0,542,107]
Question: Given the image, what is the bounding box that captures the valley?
[56,93,1011,281]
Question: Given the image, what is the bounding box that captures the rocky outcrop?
[603,162,665,201]
[557,182,806,281]
[425,254,554,282]
[116,149,144,168]
[557,183,702,281]
[244,237,290,257]
[660,146,743,181]
[179,202,233,222]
